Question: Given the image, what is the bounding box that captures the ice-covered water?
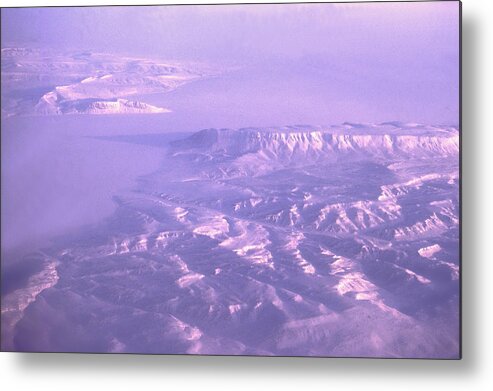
[1,116,179,254]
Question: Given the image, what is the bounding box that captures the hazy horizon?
[1,2,460,358]
[2,2,460,125]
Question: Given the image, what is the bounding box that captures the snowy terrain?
[1,122,460,358]
[1,47,212,117]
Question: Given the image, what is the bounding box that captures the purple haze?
[1,2,460,358]
[2,2,459,124]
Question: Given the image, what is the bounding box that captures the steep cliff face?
[35,94,171,115]
[173,125,459,162]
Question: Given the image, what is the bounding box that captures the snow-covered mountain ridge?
[35,97,170,115]
[174,123,459,160]
[1,47,216,117]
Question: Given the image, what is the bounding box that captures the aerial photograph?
[1,2,460,358]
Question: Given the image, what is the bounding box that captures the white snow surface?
[1,120,459,357]
[1,47,213,117]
